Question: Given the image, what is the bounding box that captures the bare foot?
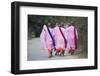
[71,50,75,55]
[48,55,53,58]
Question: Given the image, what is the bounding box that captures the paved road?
[28,38,87,61]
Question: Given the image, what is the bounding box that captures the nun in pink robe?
[65,23,78,54]
[53,23,67,56]
[40,24,55,58]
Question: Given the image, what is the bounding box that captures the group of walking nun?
[40,22,78,58]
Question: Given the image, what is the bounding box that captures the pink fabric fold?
[53,26,66,50]
[65,25,78,50]
[40,25,54,52]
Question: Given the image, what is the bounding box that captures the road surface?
[27,38,87,61]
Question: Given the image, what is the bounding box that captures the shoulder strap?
[46,26,56,49]
[74,27,77,49]
[59,27,67,48]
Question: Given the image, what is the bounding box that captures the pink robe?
[53,26,66,50]
[40,25,54,52]
[65,25,78,50]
